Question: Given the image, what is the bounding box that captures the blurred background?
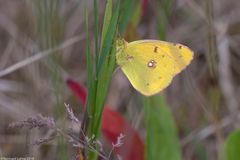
[0,0,240,160]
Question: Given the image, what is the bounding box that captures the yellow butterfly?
[116,38,194,96]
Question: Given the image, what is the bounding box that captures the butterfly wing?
[117,40,193,96]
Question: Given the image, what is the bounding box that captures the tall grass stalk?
[33,0,67,159]
[205,1,223,160]
[206,0,217,78]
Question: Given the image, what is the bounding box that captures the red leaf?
[66,79,86,106]
[102,107,144,160]
[66,78,144,160]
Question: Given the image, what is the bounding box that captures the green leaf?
[224,129,240,160]
[144,95,182,160]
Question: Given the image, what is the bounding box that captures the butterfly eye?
[117,39,124,46]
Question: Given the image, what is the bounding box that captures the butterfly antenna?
[116,31,122,39]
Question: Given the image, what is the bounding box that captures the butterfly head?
[115,38,129,66]
[116,38,127,55]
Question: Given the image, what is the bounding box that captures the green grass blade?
[156,0,172,40]
[118,0,137,33]
[93,0,99,63]
[94,45,116,132]
[100,0,112,49]
[96,0,120,76]
[143,95,182,160]
[84,0,96,134]
[86,1,120,159]
[84,0,94,92]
